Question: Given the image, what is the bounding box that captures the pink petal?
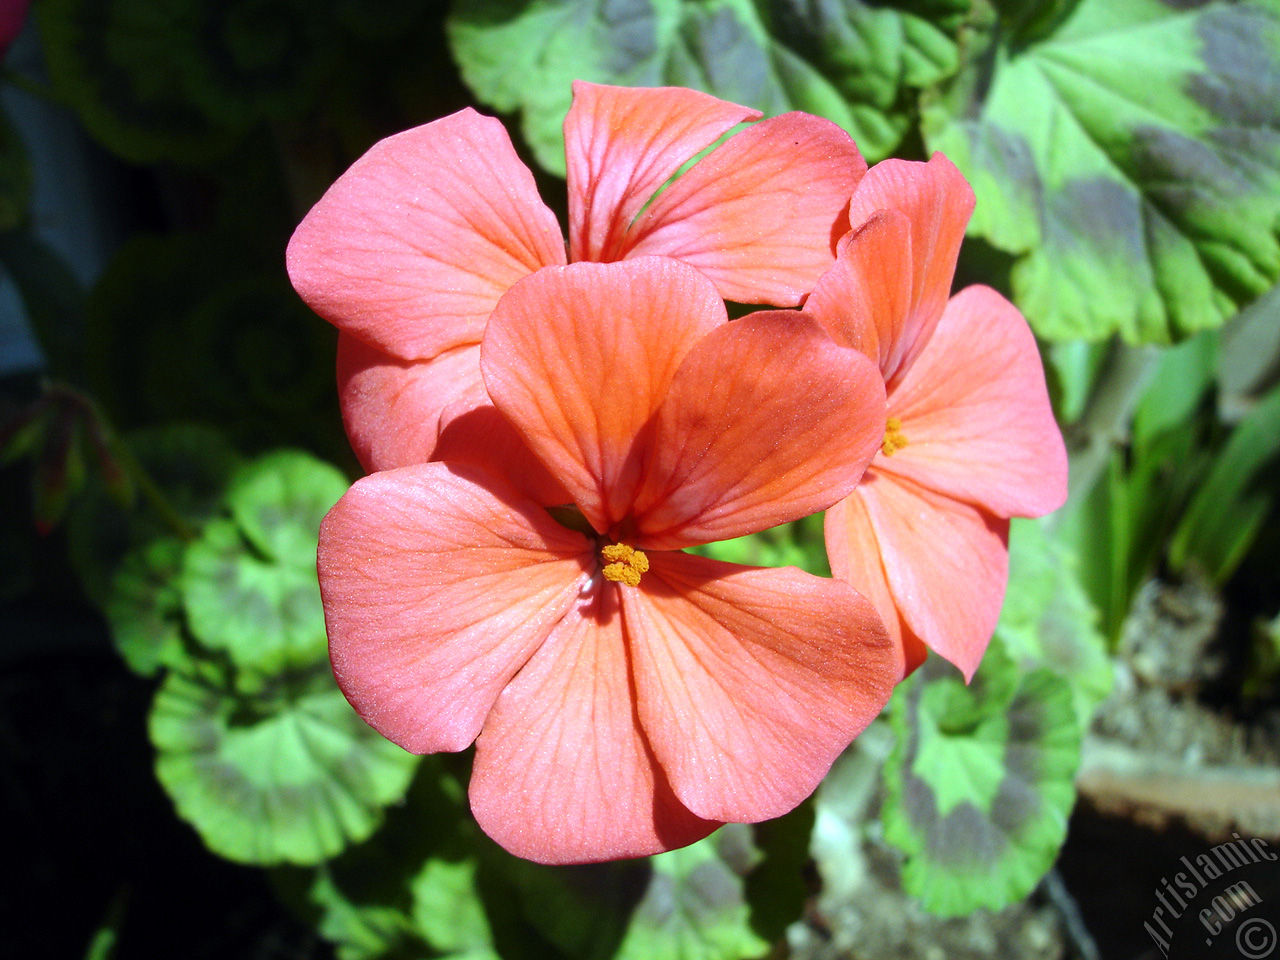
[844,153,974,386]
[803,209,913,369]
[287,109,566,361]
[876,285,1068,519]
[337,335,486,472]
[470,582,720,863]
[433,402,572,508]
[631,310,886,550]
[623,551,895,823]
[481,258,726,534]
[847,470,1009,681]
[625,113,867,305]
[824,493,929,680]
[318,462,591,754]
[565,81,759,264]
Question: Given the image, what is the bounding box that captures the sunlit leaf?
[447,0,959,174]
[692,513,829,576]
[151,665,419,866]
[1170,382,1280,582]
[181,518,326,674]
[925,0,1280,343]
[881,643,1081,916]
[614,826,769,960]
[998,519,1112,726]
[225,448,348,566]
[105,536,187,677]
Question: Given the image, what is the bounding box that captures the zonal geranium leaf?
[447,0,960,175]
[181,518,326,673]
[104,536,187,677]
[925,0,1280,343]
[225,449,349,567]
[151,664,419,866]
[997,519,1112,728]
[614,825,769,960]
[881,642,1081,916]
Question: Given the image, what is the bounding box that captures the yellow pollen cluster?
[881,416,909,456]
[601,542,649,587]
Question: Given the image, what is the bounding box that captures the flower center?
[881,416,908,456]
[600,542,649,587]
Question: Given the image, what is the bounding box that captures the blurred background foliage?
[2,0,1278,958]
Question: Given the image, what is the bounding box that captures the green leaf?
[225,449,348,567]
[0,106,31,232]
[447,0,959,175]
[1131,331,1218,452]
[412,858,499,959]
[276,759,493,960]
[38,0,328,165]
[150,664,420,866]
[181,518,327,673]
[104,536,188,677]
[614,826,769,960]
[925,0,1280,343]
[997,519,1112,726]
[881,643,1082,916]
[1170,381,1280,582]
[691,513,829,576]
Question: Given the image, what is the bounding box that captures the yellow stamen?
[601,542,649,587]
[881,416,908,456]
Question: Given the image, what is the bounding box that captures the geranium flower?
[803,155,1068,681]
[286,81,866,472]
[317,257,897,864]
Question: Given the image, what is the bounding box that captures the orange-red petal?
[318,462,590,754]
[876,285,1068,519]
[841,470,1009,681]
[470,582,720,863]
[803,209,913,365]
[631,310,886,550]
[480,258,726,534]
[623,551,895,823]
[842,153,974,386]
[626,112,866,305]
[287,109,566,361]
[565,81,759,263]
[433,401,572,508]
[337,335,486,472]
[824,492,928,680]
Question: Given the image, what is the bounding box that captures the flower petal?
[844,153,974,385]
[565,81,759,263]
[433,402,572,508]
[626,113,867,305]
[287,109,566,361]
[481,258,726,534]
[876,285,1068,519]
[846,470,1009,681]
[632,310,886,550]
[337,335,486,472]
[623,551,895,823]
[318,462,590,754]
[470,582,720,863]
[803,209,913,369]
[824,493,929,679]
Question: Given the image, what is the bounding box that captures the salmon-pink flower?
[286,81,866,473]
[317,258,897,864]
[803,154,1068,682]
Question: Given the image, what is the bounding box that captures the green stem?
[114,441,197,543]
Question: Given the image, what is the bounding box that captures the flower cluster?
[287,82,1066,864]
